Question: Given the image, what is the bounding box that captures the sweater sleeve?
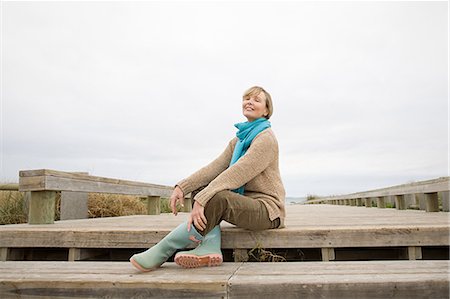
[176,138,236,196]
[193,130,277,207]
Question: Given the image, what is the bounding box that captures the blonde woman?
[130,86,285,271]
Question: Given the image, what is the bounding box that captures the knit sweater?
[176,128,286,225]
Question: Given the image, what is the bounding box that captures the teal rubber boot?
[130,221,203,272]
[174,225,223,268]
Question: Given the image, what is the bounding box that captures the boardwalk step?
[0,260,448,298]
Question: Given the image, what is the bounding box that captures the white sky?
[1,1,448,197]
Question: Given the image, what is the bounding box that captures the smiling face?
[242,91,269,122]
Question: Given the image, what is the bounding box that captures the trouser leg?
[199,190,280,236]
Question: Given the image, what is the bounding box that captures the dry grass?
[0,190,158,224]
[0,191,27,225]
[88,193,147,218]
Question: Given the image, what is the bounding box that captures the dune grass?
[0,189,174,225]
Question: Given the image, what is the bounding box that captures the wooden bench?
[0,260,448,298]
[18,169,177,224]
[307,177,450,212]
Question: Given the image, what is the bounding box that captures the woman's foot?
[175,225,222,268]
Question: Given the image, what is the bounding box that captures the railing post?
[417,193,427,211]
[441,191,449,212]
[377,197,386,208]
[321,248,335,262]
[425,192,439,212]
[356,198,363,207]
[147,196,161,215]
[28,191,57,224]
[181,196,192,212]
[395,195,406,210]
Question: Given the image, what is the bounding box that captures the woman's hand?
[170,186,185,215]
[188,201,207,232]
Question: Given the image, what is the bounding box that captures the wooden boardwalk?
[1,205,449,262]
[1,205,449,298]
[0,260,449,298]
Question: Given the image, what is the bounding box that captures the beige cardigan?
[176,128,286,225]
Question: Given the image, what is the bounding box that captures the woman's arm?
[193,130,278,207]
[175,138,237,196]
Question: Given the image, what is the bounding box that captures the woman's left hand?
[188,201,207,232]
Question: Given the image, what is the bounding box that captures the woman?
[130,86,285,271]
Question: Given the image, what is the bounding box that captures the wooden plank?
[18,176,46,191]
[0,261,448,298]
[1,224,447,249]
[1,205,449,249]
[44,176,172,197]
[229,261,450,299]
[19,169,173,194]
[0,261,240,298]
[310,177,450,202]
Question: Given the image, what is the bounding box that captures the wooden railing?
[305,177,450,212]
[18,169,183,224]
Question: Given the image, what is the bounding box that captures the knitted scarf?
[230,117,271,194]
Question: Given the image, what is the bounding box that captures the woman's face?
[242,92,269,122]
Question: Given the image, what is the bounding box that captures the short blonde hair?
[242,86,273,119]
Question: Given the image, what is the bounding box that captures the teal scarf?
[230,117,271,194]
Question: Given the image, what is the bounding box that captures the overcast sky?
[1,1,448,197]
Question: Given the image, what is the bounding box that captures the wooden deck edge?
[0,261,448,298]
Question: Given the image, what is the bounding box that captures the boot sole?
[174,254,223,268]
[129,257,158,272]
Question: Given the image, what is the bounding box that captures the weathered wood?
[321,247,335,261]
[228,261,450,299]
[1,206,448,250]
[376,197,385,208]
[441,191,449,212]
[68,248,80,262]
[0,261,239,298]
[234,249,249,262]
[395,195,406,210]
[1,261,448,298]
[417,193,427,210]
[310,177,450,203]
[19,169,173,197]
[0,248,8,261]
[425,192,439,212]
[61,191,88,220]
[28,191,57,224]
[181,197,192,212]
[147,196,161,215]
[408,246,422,260]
